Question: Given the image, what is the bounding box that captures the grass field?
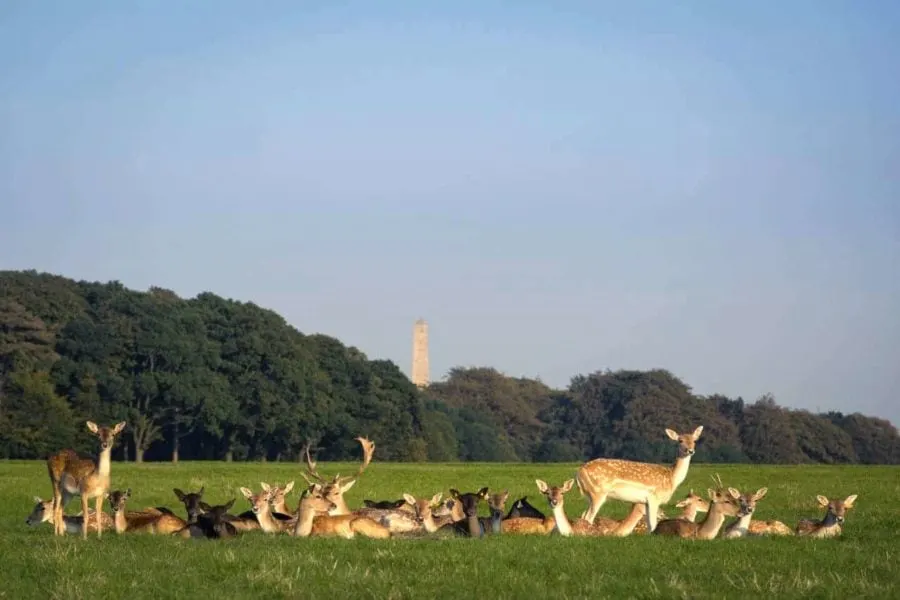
[0,460,896,599]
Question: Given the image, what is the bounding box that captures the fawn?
[25,495,113,535]
[575,425,703,532]
[107,489,187,534]
[46,420,126,538]
[796,494,858,538]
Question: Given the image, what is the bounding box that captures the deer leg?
[645,497,660,533]
[51,485,61,536]
[95,494,103,539]
[582,491,608,524]
[81,494,90,540]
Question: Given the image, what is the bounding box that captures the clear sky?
[2,1,898,425]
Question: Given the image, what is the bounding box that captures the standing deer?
[575,425,703,532]
[46,420,126,538]
[300,437,375,516]
[795,494,858,538]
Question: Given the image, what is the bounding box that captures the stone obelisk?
[411,318,429,388]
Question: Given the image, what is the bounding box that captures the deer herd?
[26,421,858,542]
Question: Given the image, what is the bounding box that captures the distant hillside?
[1,269,897,464]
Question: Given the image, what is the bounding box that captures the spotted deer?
[46,420,126,538]
[25,495,113,534]
[795,494,858,538]
[107,489,187,534]
[300,437,375,516]
[533,478,647,537]
[292,484,391,539]
[575,425,703,532]
[652,477,743,539]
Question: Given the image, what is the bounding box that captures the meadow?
[0,460,896,599]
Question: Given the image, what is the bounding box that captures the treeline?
[1,270,897,464]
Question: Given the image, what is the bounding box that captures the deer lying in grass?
[575,425,703,532]
[504,496,545,520]
[478,490,508,535]
[400,491,485,537]
[721,487,793,538]
[107,489,187,534]
[174,486,259,531]
[175,499,239,539]
[652,476,743,539]
[533,479,648,537]
[292,484,391,539]
[630,490,706,535]
[25,496,113,534]
[795,494,858,538]
[300,437,376,517]
[363,498,414,513]
[46,420,126,538]
[240,483,295,534]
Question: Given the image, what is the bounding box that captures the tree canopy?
[1,270,897,464]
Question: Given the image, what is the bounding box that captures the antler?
[710,473,725,490]
[336,437,375,486]
[300,440,328,486]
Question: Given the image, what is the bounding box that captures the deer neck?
[670,454,693,490]
[727,512,752,537]
[274,499,294,516]
[293,504,317,537]
[97,445,114,478]
[819,510,839,528]
[680,504,699,522]
[490,509,502,534]
[466,515,482,538]
[697,503,730,539]
[550,503,573,537]
[113,510,127,534]
[328,495,352,516]
[255,503,280,533]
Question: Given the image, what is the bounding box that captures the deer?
[25,495,114,535]
[300,437,376,517]
[173,487,258,532]
[175,499,240,539]
[478,490,509,535]
[652,475,744,539]
[401,491,486,537]
[720,487,792,538]
[107,489,188,534]
[674,489,709,523]
[504,496,545,520]
[363,498,413,513]
[240,483,295,534]
[575,425,703,533]
[533,478,648,537]
[46,420,126,538]
[795,494,858,538]
[264,481,299,521]
[291,484,391,539]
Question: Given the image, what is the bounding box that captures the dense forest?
[1,270,897,465]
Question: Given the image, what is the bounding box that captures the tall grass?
[1,460,896,599]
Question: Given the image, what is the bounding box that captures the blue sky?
[2,1,898,425]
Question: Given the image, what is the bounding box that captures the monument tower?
[411,318,429,388]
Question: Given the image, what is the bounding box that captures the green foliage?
[1,269,897,465]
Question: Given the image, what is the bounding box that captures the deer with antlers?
[292,483,391,539]
[46,420,126,539]
[575,425,703,533]
[300,437,375,517]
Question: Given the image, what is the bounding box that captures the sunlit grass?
[1,460,896,599]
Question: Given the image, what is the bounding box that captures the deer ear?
[477,487,489,498]
[402,493,417,506]
[240,487,254,499]
[198,486,205,497]
[561,479,575,493]
[223,498,235,511]
[86,421,99,434]
[34,496,43,503]
[535,479,549,493]
[727,487,741,499]
[125,488,131,497]
[844,494,857,508]
[173,488,185,501]
[450,489,461,499]
[113,421,126,435]
[816,495,829,507]
[692,425,704,440]
[284,481,295,494]
[754,488,768,501]
[199,502,212,511]
[664,428,679,441]
[430,493,443,506]
[707,488,716,500]
[340,479,357,493]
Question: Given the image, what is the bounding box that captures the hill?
[1,269,897,464]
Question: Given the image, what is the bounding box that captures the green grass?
[1,460,896,599]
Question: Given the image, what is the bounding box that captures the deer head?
[535,478,575,509]
[107,489,132,514]
[298,485,338,515]
[266,481,294,512]
[25,496,54,526]
[86,421,127,451]
[664,426,703,458]
[300,437,375,513]
[402,492,444,525]
[674,488,710,515]
[727,486,768,518]
[816,494,858,524]
[449,488,489,518]
[174,487,205,524]
[240,484,272,515]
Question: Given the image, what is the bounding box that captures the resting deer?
[25,495,113,534]
[675,489,709,523]
[300,437,375,516]
[292,484,391,539]
[363,498,415,514]
[176,499,239,539]
[575,425,703,532]
[795,494,858,538]
[478,491,508,535]
[173,487,206,525]
[241,483,295,534]
[504,496,545,520]
[46,420,126,538]
[401,491,483,537]
[107,489,187,534]
[264,482,300,522]
[653,477,743,539]
[722,487,793,538]
[534,478,647,537]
